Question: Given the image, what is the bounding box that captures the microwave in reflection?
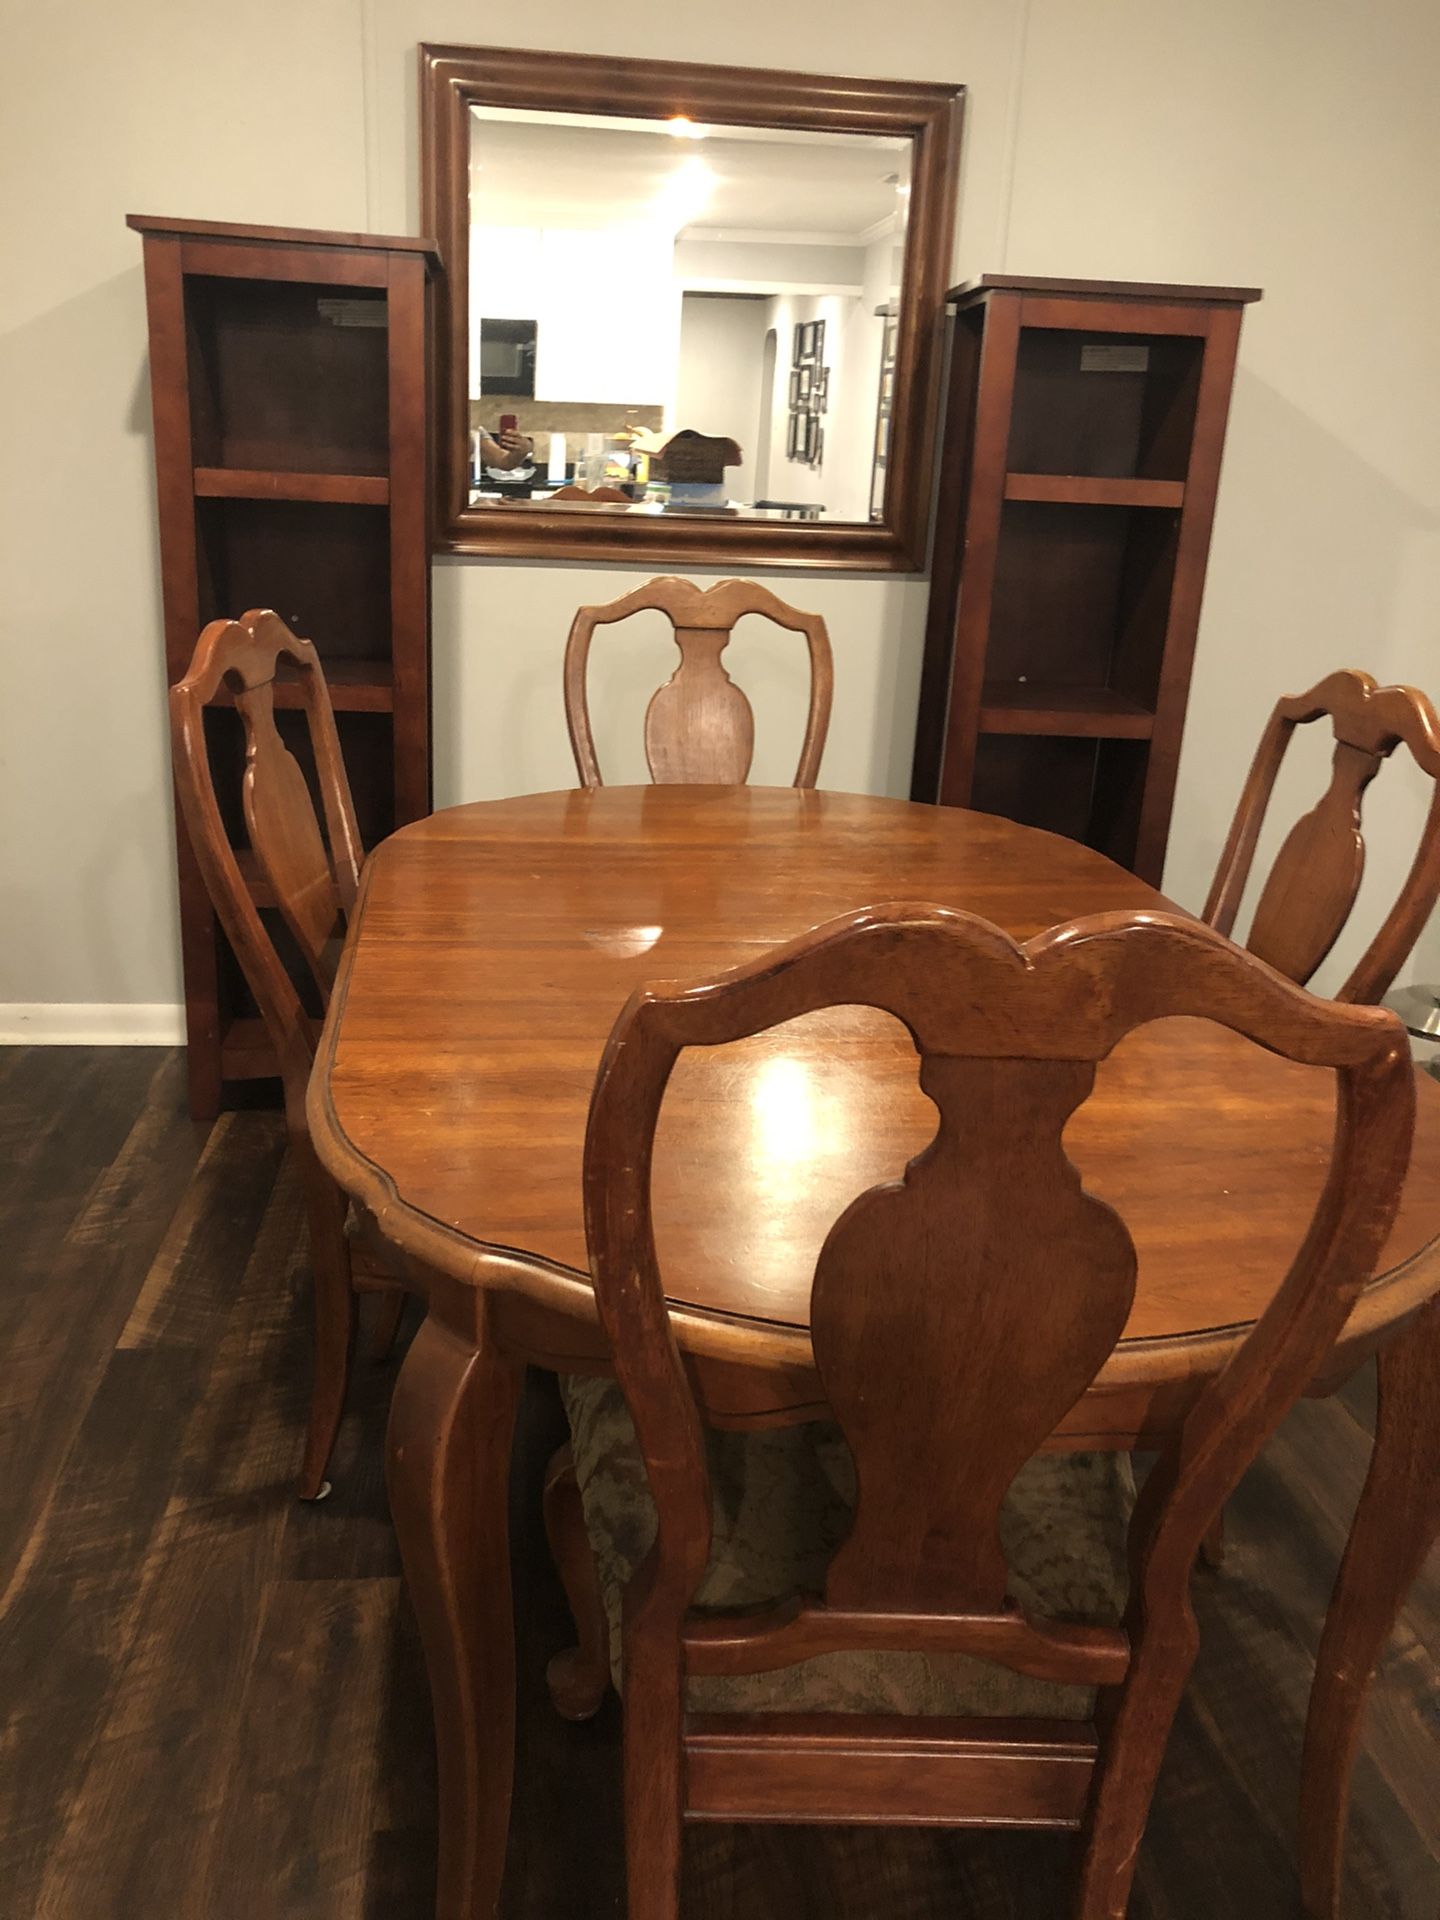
[478,317,537,397]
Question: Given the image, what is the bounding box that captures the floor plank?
[0,1051,209,1612]
[0,1047,1435,1918]
[208,1577,402,1918]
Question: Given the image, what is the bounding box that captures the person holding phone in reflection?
[475,414,536,481]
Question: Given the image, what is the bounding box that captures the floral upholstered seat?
[561,1374,1135,1718]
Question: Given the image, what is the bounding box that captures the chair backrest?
[550,484,633,504]
[582,905,1411,1772]
[169,610,362,1119]
[1203,668,1440,1003]
[563,575,834,788]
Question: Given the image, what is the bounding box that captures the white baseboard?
[0,1004,187,1046]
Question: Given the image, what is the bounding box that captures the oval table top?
[309,786,1440,1399]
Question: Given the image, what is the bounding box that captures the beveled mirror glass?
[422,46,963,569]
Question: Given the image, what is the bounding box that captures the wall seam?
[359,0,382,229]
[992,0,1035,272]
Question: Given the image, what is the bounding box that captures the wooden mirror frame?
[420,44,964,571]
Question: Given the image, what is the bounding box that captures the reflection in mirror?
[467,107,911,524]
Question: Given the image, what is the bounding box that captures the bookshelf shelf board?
[194,467,391,506]
[978,681,1156,738]
[1003,473,1184,509]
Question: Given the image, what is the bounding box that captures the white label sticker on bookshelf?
[317,297,387,329]
[1080,343,1150,373]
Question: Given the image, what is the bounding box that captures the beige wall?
[3,0,1438,1030]
[0,0,370,1030]
[1005,0,1440,994]
[674,294,769,504]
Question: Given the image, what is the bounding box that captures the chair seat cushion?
[561,1374,1134,1719]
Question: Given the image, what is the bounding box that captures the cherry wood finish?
[193,467,392,505]
[129,213,439,1117]
[912,277,1262,886]
[126,213,438,255]
[548,484,634,504]
[170,613,407,1498]
[420,44,962,571]
[1197,667,1440,1571]
[581,903,1412,1917]
[7,1045,1435,1918]
[564,578,834,789]
[308,790,1440,1384]
[964,274,1266,303]
[1299,1291,1440,1918]
[1204,668,1440,1002]
[386,1298,523,1917]
[683,1717,1099,1829]
[542,1444,612,1722]
[304,789,1440,1920]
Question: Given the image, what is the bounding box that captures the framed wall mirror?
[421,45,963,570]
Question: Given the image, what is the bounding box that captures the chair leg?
[1073,1623,1198,1919]
[370,1285,408,1361]
[542,1442,610,1721]
[623,1649,686,1920]
[295,1148,358,1502]
[1198,1509,1226,1569]
[1299,1299,1440,1918]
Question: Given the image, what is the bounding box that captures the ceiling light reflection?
[651,154,716,230]
[751,1055,820,1165]
[585,923,664,957]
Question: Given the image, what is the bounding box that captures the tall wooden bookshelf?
[129,216,439,1118]
[911,276,1261,886]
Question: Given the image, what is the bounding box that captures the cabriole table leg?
[1299,1293,1440,1917]
[387,1286,523,1920]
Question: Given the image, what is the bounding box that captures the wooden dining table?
[306,784,1440,1920]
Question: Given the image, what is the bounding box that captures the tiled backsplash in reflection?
[470,398,664,450]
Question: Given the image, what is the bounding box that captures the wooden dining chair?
[1204,667,1440,1003]
[1200,675,1440,1574]
[562,904,1413,1919]
[563,576,834,788]
[169,609,408,1500]
[550,483,634,503]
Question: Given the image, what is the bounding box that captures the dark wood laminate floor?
[0,1045,1436,1919]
